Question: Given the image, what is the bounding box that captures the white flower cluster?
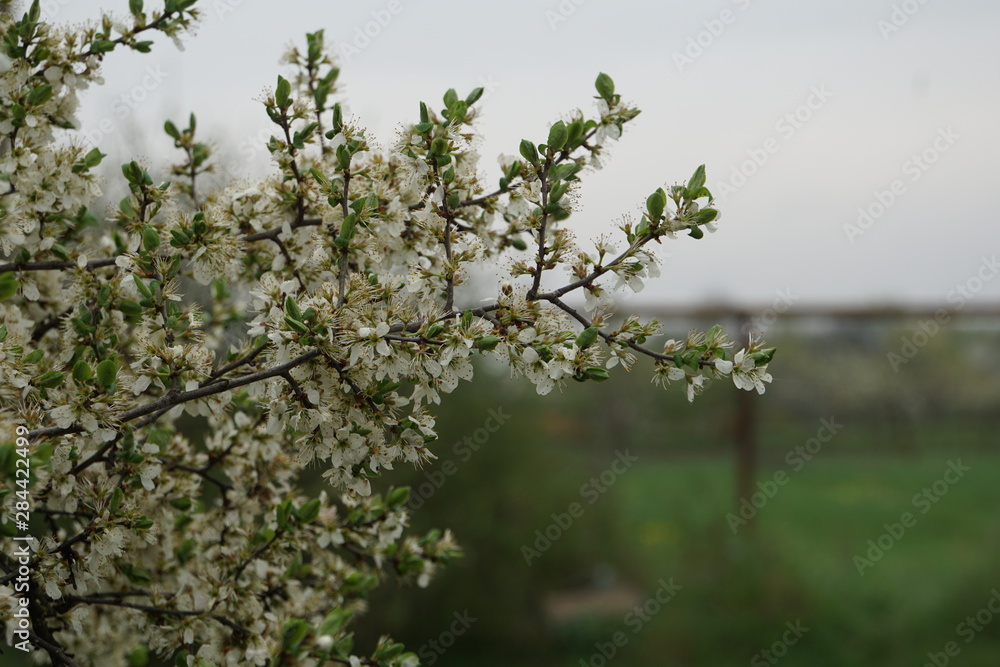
[0,7,771,666]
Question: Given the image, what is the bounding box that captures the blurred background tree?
[354,318,1000,666]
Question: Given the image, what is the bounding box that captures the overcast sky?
[44,0,1000,309]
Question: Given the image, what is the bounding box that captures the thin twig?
[28,350,323,440]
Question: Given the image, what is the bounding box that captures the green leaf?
[175,537,197,564]
[646,188,667,222]
[91,39,116,53]
[285,296,302,321]
[519,139,538,165]
[306,30,323,63]
[583,367,611,382]
[575,325,599,350]
[72,147,106,174]
[331,103,343,133]
[85,148,105,168]
[443,88,458,110]
[72,360,93,383]
[687,164,707,194]
[550,181,569,202]
[27,83,52,106]
[297,498,321,524]
[566,120,584,148]
[36,371,65,389]
[119,198,137,219]
[752,348,776,366]
[338,212,357,245]
[0,272,16,301]
[510,236,528,251]
[284,317,309,335]
[121,161,139,184]
[141,225,160,251]
[133,518,154,531]
[277,500,295,530]
[430,137,449,157]
[129,0,144,14]
[318,608,354,637]
[96,356,119,390]
[692,208,718,225]
[164,120,180,140]
[547,121,568,152]
[49,243,70,261]
[595,72,615,102]
[275,76,291,108]
[687,225,704,240]
[192,212,208,235]
[134,277,153,298]
[126,645,149,667]
[688,186,713,200]
[374,641,405,661]
[281,619,310,651]
[476,335,502,351]
[465,87,484,106]
[118,300,143,319]
[170,228,191,247]
[109,487,124,514]
[386,486,410,509]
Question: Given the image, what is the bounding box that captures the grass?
[574,454,1000,666]
[395,452,1000,667]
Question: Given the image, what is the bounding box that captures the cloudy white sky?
[44,0,1000,308]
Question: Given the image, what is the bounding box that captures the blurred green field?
[389,455,1000,667]
[358,325,1000,666]
[614,457,1000,666]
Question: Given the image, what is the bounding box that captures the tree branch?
[27,349,323,440]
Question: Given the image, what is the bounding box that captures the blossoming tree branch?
[0,1,774,665]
